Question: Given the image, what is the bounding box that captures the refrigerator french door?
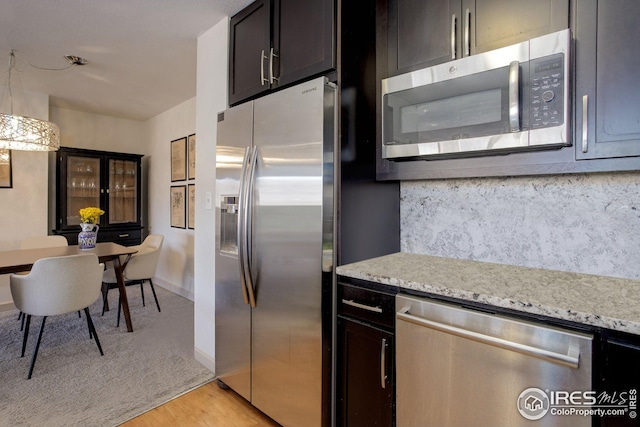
[215,77,337,427]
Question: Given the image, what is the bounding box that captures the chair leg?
[21,314,32,357]
[116,292,122,328]
[27,316,47,379]
[148,279,161,312]
[20,311,25,331]
[140,280,146,307]
[84,307,104,356]
[101,282,110,316]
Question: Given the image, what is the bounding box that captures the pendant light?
[0,50,60,151]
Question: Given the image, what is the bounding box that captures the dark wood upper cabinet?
[574,0,640,160]
[467,0,568,55]
[229,0,335,106]
[274,0,335,88]
[385,0,569,77]
[228,0,272,106]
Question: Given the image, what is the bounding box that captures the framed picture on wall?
[170,185,186,228]
[188,183,195,229]
[0,149,12,188]
[188,133,196,180]
[171,137,187,182]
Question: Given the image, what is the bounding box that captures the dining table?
[0,242,138,332]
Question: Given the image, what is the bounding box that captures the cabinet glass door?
[108,159,137,224]
[66,156,101,226]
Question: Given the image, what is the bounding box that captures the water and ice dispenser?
[220,195,239,255]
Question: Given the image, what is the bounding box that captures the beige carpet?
[0,285,215,427]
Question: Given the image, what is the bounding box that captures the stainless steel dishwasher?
[396,294,593,427]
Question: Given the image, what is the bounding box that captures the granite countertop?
[336,252,640,335]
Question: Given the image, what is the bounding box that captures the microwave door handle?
[509,61,520,132]
[464,8,471,57]
[451,14,457,60]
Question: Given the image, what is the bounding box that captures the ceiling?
[0,0,253,122]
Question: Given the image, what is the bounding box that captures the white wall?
[51,107,145,154]
[145,98,196,299]
[193,18,229,372]
[402,172,640,280]
[0,89,51,307]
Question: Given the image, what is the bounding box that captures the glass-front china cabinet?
[54,147,143,246]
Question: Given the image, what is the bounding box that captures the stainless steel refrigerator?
[215,77,336,427]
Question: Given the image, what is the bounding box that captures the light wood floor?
[120,380,281,427]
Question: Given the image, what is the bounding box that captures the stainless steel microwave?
[381,29,571,160]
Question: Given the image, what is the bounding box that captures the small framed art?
[188,183,195,229]
[171,137,187,182]
[170,185,186,228]
[188,133,196,180]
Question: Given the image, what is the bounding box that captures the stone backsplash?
[401,172,640,280]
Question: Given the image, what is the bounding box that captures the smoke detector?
[64,55,88,66]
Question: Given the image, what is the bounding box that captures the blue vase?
[78,223,99,250]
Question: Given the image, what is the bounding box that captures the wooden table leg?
[113,255,134,332]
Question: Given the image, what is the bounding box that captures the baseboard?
[0,301,16,313]
[194,347,216,373]
[153,277,194,301]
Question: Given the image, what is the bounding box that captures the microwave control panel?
[529,53,564,129]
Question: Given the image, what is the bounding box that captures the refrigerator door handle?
[237,147,251,305]
[242,146,259,308]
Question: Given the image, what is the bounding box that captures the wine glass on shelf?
[88,178,96,197]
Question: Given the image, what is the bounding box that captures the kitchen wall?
[193,17,228,373]
[0,89,51,307]
[401,172,640,280]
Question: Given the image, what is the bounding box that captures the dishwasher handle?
[397,310,580,369]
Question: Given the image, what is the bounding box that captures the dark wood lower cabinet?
[336,281,396,427]
[599,332,640,427]
[337,318,393,427]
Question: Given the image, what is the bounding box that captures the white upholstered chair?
[102,234,164,326]
[19,235,69,250]
[17,235,70,330]
[10,253,105,379]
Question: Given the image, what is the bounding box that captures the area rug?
[0,285,215,427]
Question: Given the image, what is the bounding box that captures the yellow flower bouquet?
[79,206,105,224]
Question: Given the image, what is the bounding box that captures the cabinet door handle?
[464,8,471,57]
[451,14,457,60]
[119,234,129,238]
[341,299,382,313]
[260,50,268,86]
[582,95,589,153]
[269,48,279,84]
[380,338,387,389]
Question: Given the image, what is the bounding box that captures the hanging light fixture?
[0,50,60,151]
